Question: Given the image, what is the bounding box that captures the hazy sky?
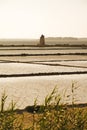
[0,0,87,39]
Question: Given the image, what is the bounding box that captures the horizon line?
[0,36,87,40]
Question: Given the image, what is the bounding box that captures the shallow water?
[0,49,87,55]
[0,55,87,63]
[0,62,87,75]
[0,74,87,109]
[0,46,87,109]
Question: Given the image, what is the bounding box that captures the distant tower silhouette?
[40,34,45,46]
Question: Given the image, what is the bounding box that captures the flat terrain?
[0,39,87,109]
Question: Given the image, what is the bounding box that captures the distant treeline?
[46,37,87,41]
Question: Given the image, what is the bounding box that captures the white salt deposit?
[0,62,87,74]
[0,46,87,109]
[0,74,87,109]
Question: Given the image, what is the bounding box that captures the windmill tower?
[40,34,45,46]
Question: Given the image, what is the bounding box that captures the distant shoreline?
[0,37,87,47]
[0,44,87,47]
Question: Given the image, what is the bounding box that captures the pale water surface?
[0,46,87,109]
[0,74,87,109]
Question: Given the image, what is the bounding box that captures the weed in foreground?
[0,84,87,130]
[29,85,87,130]
[0,92,24,130]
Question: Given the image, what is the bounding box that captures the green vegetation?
[0,85,87,130]
[0,92,24,130]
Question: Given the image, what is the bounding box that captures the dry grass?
[0,85,87,130]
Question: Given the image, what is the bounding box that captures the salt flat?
[36,61,87,68]
[0,62,87,74]
[0,55,87,62]
[0,74,87,109]
[0,45,87,109]
[0,49,87,55]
